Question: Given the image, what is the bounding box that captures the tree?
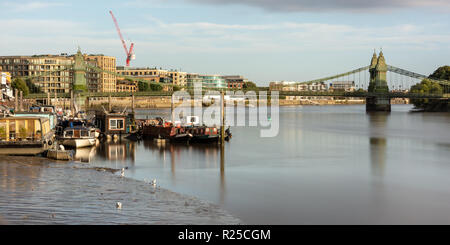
[243,81,257,90]
[173,85,181,92]
[138,81,149,92]
[25,78,42,93]
[150,83,163,91]
[11,78,30,96]
[429,66,450,80]
[410,76,446,111]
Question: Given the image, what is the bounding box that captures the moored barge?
[0,117,54,155]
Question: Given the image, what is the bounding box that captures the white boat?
[60,126,96,148]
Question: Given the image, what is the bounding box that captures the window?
[81,130,89,137]
[109,119,125,130]
[64,130,73,137]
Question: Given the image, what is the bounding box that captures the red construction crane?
[109,10,135,66]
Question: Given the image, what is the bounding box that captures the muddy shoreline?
[0,157,242,225]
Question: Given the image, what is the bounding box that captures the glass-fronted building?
[187,74,227,89]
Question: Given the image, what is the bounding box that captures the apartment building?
[117,66,167,77]
[0,54,73,93]
[329,81,355,92]
[167,70,187,87]
[116,79,137,93]
[269,81,327,91]
[0,53,117,93]
[85,55,116,93]
[116,66,186,86]
[222,75,248,89]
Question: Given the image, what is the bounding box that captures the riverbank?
[24,96,410,109]
[0,157,242,225]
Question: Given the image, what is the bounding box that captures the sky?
[1,0,449,85]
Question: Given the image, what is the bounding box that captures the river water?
[65,105,450,224]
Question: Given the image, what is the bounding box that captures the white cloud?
[2,1,68,12]
[185,0,450,13]
[0,14,449,82]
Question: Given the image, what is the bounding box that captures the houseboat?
[142,123,192,142]
[186,126,220,143]
[94,110,138,139]
[0,117,54,155]
[59,126,97,148]
[14,111,58,130]
[56,118,100,139]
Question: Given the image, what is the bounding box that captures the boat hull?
[61,138,96,148]
[190,135,220,143]
[0,142,48,155]
[142,126,172,139]
[169,134,193,143]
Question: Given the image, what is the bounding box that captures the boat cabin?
[14,112,58,130]
[63,126,94,139]
[186,116,200,126]
[0,117,52,142]
[29,105,56,113]
[94,111,137,136]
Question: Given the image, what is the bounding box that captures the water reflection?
[73,146,97,163]
[142,140,221,169]
[367,112,389,177]
[0,157,45,192]
[75,140,137,164]
[220,143,226,205]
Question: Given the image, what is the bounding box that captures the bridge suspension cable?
[298,66,370,85]
[387,65,450,86]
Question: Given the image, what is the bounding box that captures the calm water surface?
[79,105,450,224]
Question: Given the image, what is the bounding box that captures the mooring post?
[108,94,112,112]
[219,89,226,202]
[70,90,74,113]
[220,90,225,144]
[19,91,23,112]
[85,96,90,110]
[171,94,174,123]
[14,89,18,111]
[132,93,135,113]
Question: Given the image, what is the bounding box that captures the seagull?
[120,168,125,177]
[116,202,122,209]
[150,179,157,186]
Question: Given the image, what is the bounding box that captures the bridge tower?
[73,48,87,93]
[368,50,377,89]
[366,50,391,112]
[72,48,88,111]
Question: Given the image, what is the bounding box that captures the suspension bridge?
[18,49,450,111]
[275,51,450,111]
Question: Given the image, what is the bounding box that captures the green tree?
[173,85,181,92]
[138,81,149,92]
[11,78,30,96]
[410,77,446,111]
[429,66,450,80]
[243,81,257,90]
[25,78,42,94]
[150,83,163,91]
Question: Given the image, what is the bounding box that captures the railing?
[24,90,446,99]
[0,132,42,142]
[278,91,445,98]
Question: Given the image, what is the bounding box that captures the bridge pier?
[366,50,391,112]
[366,96,391,112]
